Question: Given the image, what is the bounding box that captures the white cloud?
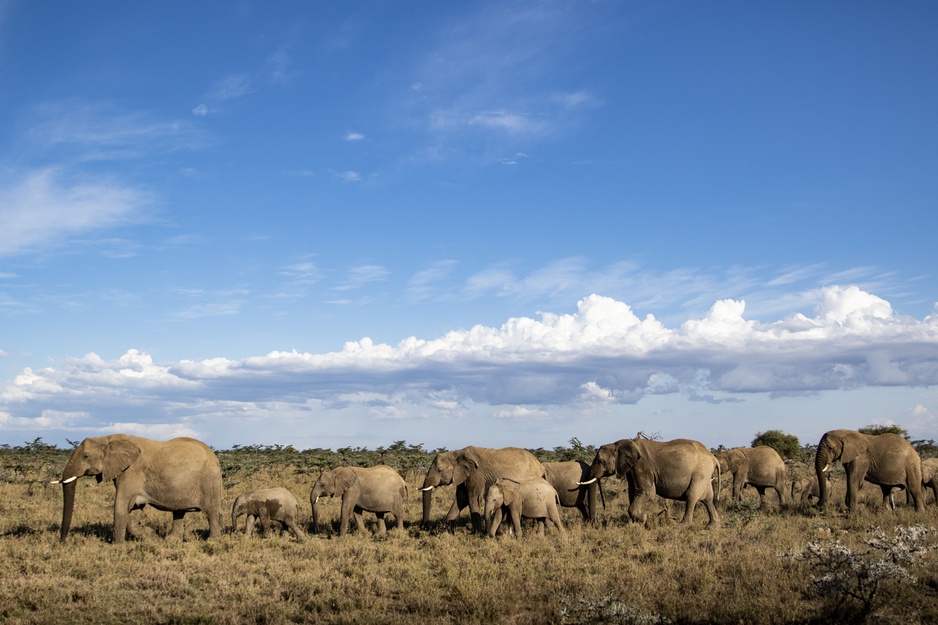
[334,171,362,183]
[0,168,151,257]
[3,286,937,446]
[345,132,365,141]
[206,74,254,101]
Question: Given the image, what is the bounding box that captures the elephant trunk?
[587,480,598,522]
[231,504,241,533]
[422,488,433,524]
[483,499,495,537]
[815,444,832,508]
[59,450,84,542]
[311,498,320,533]
[60,479,77,542]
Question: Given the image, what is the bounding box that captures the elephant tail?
[712,459,722,506]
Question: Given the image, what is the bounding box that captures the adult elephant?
[421,446,546,532]
[542,460,601,522]
[716,446,790,508]
[920,458,938,505]
[581,437,720,527]
[54,434,223,544]
[815,429,925,512]
[310,465,407,537]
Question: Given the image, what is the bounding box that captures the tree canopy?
[751,430,801,461]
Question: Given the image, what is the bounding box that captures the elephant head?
[483,482,506,536]
[310,468,358,532]
[420,450,477,524]
[583,439,640,484]
[54,435,141,542]
[815,429,865,507]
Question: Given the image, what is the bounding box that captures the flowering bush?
[791,525,936,621]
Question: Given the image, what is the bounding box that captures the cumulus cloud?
[2,286,937,444]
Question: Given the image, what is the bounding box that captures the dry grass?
[1,451,937,624]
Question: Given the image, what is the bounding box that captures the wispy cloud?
[0,168,152,257]
[26,100,208,160]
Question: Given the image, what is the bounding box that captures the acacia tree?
[751,430,801,461]
[859,424,910,440]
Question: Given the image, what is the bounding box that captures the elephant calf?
[791,476,831,505]
[232,487,305,542]
[484,477,565,538]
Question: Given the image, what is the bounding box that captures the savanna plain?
[2,441,937,625]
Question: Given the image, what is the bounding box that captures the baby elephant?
[791,476,831,505]
[231,487,305,542]
[484,477,565,538]
[310,465,407,537]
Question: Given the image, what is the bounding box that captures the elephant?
[54,434,223,544]
[483,477,565,538]
[231,487,305,542]
[715,446,790,508]
[582,437,720,527]
[542,460,602,522]
[815,429,925,512]
[310,465,407,537]
[921,458,938,505]
[420,446,546,532]
[791,475,831,504]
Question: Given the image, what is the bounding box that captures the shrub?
[751,430,801,461]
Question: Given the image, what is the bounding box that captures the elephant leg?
[701,493,721,528]
[353,508,367,534]
[629,492,651,525]
[732,476,745,502]
[755,486,768,509]
[113,498,132,544]
[375,512,388,537]
[168,510,186,539]
[257,506,273,537]
[535,519,546,536]
[285,518,305,543]
[245,514,256,538]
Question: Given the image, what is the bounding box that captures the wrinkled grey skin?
[815,429,924,511]
[420,446,546,532]
[921,458,938,506]
[232,487,305,542]
[716,446,790,508]
[56,434,223,544]
[791,475,831,504]
[310,465,407,537]
[484,477,564,538]
[586,437,720,527]
[542,460,600,522]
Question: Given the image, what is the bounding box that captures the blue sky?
[1,1,937,451]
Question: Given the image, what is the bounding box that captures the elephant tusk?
[822,464,830,474]
[576,477,598,486]
[51,476,78,485]
[50,479,61,484]
[421,485,434,492]
[313,496,319,505]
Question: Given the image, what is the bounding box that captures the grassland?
[1,443,937,624]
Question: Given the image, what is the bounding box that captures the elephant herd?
[51,429,938,544]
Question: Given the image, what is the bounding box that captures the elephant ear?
[102,437,141,482]
[453,452,479,485]
[334,468,358,497]
[840,434,866,465]
[616,442,641,479]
